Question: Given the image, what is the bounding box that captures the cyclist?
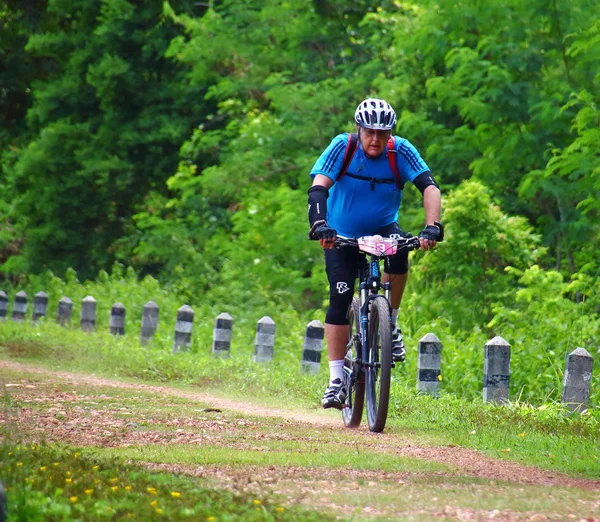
[308,97,443,409]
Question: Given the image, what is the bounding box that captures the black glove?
[418,221,444,242]
[308,220,337,241]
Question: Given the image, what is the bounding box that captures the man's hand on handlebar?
[418,221,444,251]
[309,220,337,249]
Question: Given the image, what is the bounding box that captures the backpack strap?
[387,136,404,190]
[337,133,358,181]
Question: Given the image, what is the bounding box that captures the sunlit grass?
[2,318,600,481]
[0,442,332,522]
[96,443,451,474]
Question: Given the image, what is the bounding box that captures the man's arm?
[308,175,336,249]
[420,185,442,250]
[312,174,334,190]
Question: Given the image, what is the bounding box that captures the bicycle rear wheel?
[342,297,364,428]
[365,296,392,433]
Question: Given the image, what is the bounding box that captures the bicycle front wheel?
[365,296,392,433]
[342,298,364,428]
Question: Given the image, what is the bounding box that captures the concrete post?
[57,297,73,325]
[212,312,233,358]
[561,347,594,412]
[11,291,27,322]
[140,301,159,345]
[80,296,97,332]
[109,302,126,335]
[173,305,194,353]
[254,316,276,363]
[0,291,7,320]
[0,481,6,522]
[300,320,324,374]
[32,291,48,322]
[483,336,511,403]
[417,333,442,396]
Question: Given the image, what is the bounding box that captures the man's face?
[358,126,392,158]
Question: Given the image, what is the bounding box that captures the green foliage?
[1,0,204,279]
[407,179,545,330]
[487,265,600,404]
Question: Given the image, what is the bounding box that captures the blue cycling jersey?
[310,133,429,238]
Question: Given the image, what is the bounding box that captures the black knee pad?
[326,292,353,325]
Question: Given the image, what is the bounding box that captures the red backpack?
[337,133,404,190]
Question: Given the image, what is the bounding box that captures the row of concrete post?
[417,334,594,412]
[0,291,323,368]
[0,290,594,411]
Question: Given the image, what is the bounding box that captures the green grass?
[386,387,600,477]
[1,318,600,482]
[0,442,332,522]
[98,444,450,473]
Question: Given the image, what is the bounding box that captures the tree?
[2,0,204,278]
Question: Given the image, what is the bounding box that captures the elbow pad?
[308,185,329,226]
[413,171,439,194]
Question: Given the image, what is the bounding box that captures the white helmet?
[354,98,397,130]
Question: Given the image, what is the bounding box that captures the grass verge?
[1,320,599,480]
[0,442,333,522]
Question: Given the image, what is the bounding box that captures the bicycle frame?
[357,253,391,371]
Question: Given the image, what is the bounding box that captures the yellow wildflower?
[40,466,47,471]
[16,462,23,467]
[156,508,163,514]
[207,517,216,522]
[66,478,73,484]
[93,465,99,471]
[170,491,181,498]
[151,500,158,507]
[253,499,261,506]
[519,432,526,438]
[111,486,119,492]
[147,487,157,495]
[70,496,78,503]
[125,485,132,491]
[276,507,285,513]
[53,462,60,467]
[85,489,94,495]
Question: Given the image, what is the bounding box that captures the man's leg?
[324,323,350,386]
[382,272,408,310]
[383,271,409,362]
[378,223,411,362]
[321,247,358,409]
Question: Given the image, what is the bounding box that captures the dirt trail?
[2,359,600,521]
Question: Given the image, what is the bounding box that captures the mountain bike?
[335,234,420,432]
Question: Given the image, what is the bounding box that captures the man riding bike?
[308,97,443,409]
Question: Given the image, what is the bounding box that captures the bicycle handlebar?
[334,234,420,255]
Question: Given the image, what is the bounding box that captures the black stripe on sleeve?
[322,140,347,174]
[398,142,425,173]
